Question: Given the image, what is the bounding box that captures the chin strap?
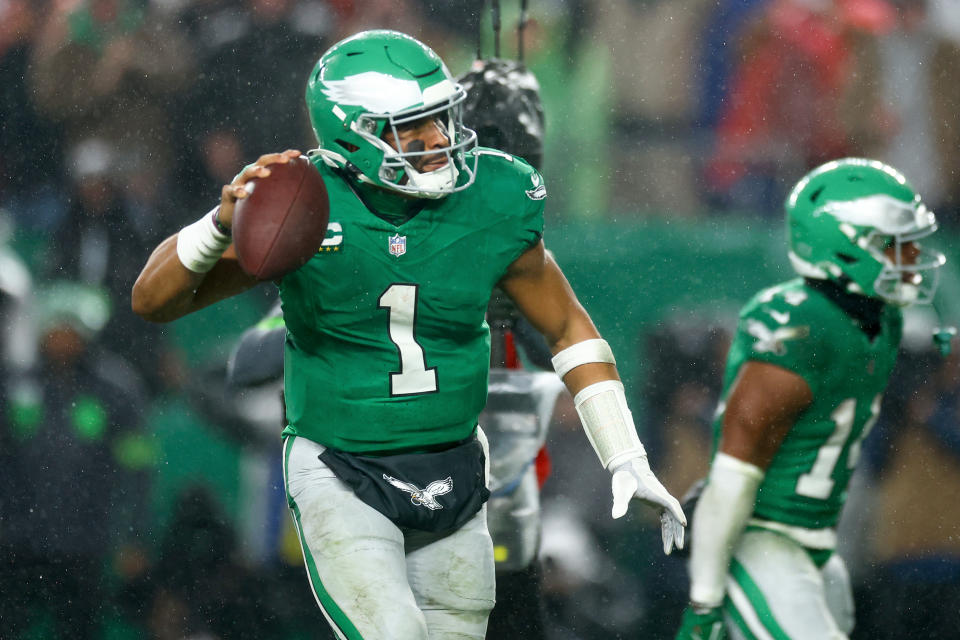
[404,160,459,198]
[309,147,345,168]
[311,147,458,199]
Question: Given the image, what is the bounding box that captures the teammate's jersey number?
[378,283,438,396]
[795,395,881,499]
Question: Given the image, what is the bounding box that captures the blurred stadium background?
[2,0,960,638]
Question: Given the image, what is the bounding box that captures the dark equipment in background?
[457,2,556,638]
[458,0,545,172]
[458,57,545,172]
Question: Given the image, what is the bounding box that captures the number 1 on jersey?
[379,284,438,396]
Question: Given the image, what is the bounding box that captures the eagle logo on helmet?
[321,72,425,113]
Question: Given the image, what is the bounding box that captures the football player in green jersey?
[132,30,685,640]
[675,158,946,640]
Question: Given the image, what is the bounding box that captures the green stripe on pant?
[727,558,792,640]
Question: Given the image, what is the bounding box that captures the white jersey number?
[795,394,881,499]
[378,284,438,396]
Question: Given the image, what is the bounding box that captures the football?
[233,155,330,281]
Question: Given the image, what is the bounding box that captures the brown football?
[233,155,330,281]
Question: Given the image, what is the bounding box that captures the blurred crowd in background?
[2,0,960,638]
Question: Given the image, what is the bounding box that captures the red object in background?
[705,0,896,194]
[838,0,898,34]
[535,447,552,489]
[504,330,520,370]
[324,0,359,21]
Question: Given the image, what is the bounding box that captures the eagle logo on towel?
[382,474,453,510]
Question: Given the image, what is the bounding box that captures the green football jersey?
[712,278,902,548]
[279,148,545,453]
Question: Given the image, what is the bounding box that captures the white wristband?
[573,379,646,469]
[552,338,616,378]
[176,207,232,273]
[689,452,764,608]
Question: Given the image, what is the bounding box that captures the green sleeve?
[517,160,546,245]
[502,155,545,262]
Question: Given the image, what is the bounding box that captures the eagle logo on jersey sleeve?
[526,172,547,200]
[746,318,810,356]
[382,474,453,510]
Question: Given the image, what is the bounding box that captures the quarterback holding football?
[676,158,946,640]
[133,30,685,640]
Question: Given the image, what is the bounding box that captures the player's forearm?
[133,203,261,322]
[688,452,764,607]
[559,361,620,395]
[132,237,256,324]
[551,338,646,470]
[132,234,209,322]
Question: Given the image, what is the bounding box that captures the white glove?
[611,455,687,555]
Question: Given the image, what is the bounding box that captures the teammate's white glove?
[611,455,687,554]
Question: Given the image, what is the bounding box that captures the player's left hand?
[610,455,686,554]
[675,605,726,640]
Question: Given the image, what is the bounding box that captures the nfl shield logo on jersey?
[388,233,407,257]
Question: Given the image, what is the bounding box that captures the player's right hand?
[675,605,726,640]
[218,149,302,228]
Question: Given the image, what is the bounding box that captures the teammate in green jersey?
[675,158,946,640]
[132,29,685,640]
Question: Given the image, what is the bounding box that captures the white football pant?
[283,435,496,640]
[725,529,855,640]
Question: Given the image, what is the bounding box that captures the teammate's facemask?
[786,158,945,306]
[305,29,478,199]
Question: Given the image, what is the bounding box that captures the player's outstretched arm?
[500,241,687,554]
[131,150,301,322]
[679,361,811,635]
